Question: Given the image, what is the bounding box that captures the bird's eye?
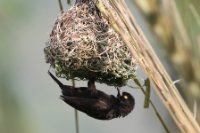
[123,95,128,100]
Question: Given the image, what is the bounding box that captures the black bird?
[48,71,135,120]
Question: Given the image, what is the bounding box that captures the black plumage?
[48,71,135,120]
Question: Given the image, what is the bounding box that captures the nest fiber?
[44,0,137,86]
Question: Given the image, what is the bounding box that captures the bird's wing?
[61,86,89,97]
[61,96,110,112]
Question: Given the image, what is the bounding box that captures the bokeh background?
[1,0,199,133]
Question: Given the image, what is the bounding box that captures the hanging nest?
[44,0,137,86]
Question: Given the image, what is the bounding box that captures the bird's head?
[117,91,135,117]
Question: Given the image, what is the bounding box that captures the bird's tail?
[48,71,64,88]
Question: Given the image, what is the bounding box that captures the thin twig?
[71,80,80,133]
[74,110,79,133]
[66,0,71,5]
[57,1,79,133]
[58,0,64,14]
[133,78,170,133]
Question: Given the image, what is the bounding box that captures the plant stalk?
[96,0,200,132]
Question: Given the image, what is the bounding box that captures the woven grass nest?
[44,0,137,86]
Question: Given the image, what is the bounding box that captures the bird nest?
[44,0,137,86]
